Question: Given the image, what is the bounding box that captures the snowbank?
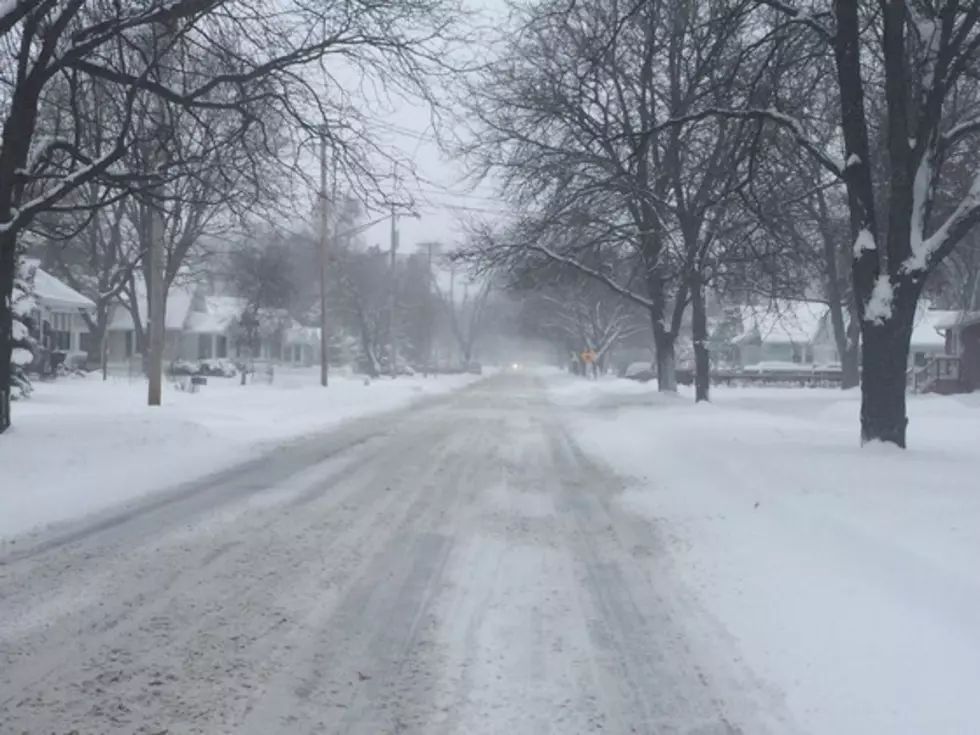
[0,369,480,541]
[560,378,980,735]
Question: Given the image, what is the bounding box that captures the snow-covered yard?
[553,376,980,735]
[0,369,482,541]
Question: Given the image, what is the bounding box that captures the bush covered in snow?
[11,264,38,401]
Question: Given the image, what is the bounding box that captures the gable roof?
[22,259,95,312]
[931,310,980,331]
[107,280,195,331]
[734,301,827,345]
[185,296,246,334]
[284,323,321,345]
[911,309,957,348]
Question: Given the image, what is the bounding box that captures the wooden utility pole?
[147,194,165,405]
[425,240,434,377]
[388,199,399,378]
[319,130,330,387]
[146,19,172,407]
[388,163,399,379]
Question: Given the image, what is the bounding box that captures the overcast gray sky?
[358,103,506,254]
[353,0,511,256]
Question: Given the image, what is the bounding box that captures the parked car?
[623,361,655,382]
[466,362,483,375]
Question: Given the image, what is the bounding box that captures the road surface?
[0,375,762,734]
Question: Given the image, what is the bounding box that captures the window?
[914,352,927,367]
[50,312,72,351]
[198,334,213,359]
[79,330,93,354]
[216,335,228,359]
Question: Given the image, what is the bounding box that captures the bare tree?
[662,1,980,446]
[457,0,762,400]
[227,233,296,374]
[334,244,390,377]
[0,0,459,433]
[440,273,492,367]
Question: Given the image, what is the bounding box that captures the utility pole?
[319,130,330,387]
[147,202,164,405]
[425,240,434,377]
[147,21,171,407]
[388,192,399,379]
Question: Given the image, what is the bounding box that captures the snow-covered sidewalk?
[0,369,482,541]
[553,376,980,735]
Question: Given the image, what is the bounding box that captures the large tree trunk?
[0,233,14,434]
[859,289,916,447]
[691,276,710,402]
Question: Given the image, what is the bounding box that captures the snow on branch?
[525,242,654,310]
[0,148,125,234]
[906,170,980,272]
[940,117,980,151]
[643,107,845,180]
[864,275,894,325]
[754,0,835,42]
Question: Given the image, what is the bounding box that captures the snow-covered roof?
[22,260,95,312]
[932,310,980,331]
[107,280,194,331]
[284,324,321,345]
[911,309,957,348]
[734,301,827,345]
[185,296,246,334]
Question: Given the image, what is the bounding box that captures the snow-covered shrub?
[11,264,38,401]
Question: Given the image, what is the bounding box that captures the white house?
[181,295,244,361]
[104,283,323,369]
[283,324,322,367]
[909,308,958,367]
[24,260,95,365]
[730,300,957,371]
[105,281,194,363]
[732,301,827,368]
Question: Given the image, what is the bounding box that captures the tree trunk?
[828,300,861,389]
[841,316,861,389]
[860,293,916,447]
[101,330,109,381]
[653,320,677,392]
[0,233,14,434]
[691,276,710,402]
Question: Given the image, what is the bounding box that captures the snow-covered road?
[0,375,768,735]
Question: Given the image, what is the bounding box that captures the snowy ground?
[2,372,976,734]
[0,368,481,541]
[553,375,980,735]
[0,375,753,735]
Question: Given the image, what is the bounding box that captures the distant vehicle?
[623,361,655,382]
[509,362,522,371]
[466,362,483,375]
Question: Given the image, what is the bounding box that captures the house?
[181,295,244,361]
[180,295,316,363]
[23,260,95,365]
[731,301,953,373]
[933,311,980,393]
[731,301,827,368]
[909,308,958,368]
[106,281,194,363]
[105,283,323,368]
[283,325,322,367]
